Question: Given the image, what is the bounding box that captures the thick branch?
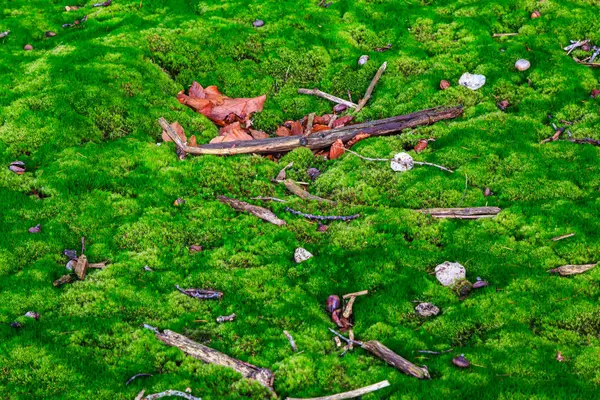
[146,327,276,395]
[415,207,501,219]
[158,106,463,156]
[298,88,358,108]
[286,380,390,400]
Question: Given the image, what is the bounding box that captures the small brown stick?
[417,348,453,355]
[88,261,108,269]
[53,274,75,287]
[251,196,288,203]
[218,195,286,226]
[143,390,200,400]
[282,180,334,203]
[283,330,298,352]
[144,325,276,395]
[176,285,223,300]
[347,90,353,103]
[285,380,390,400]
[304,113,315,136]
[329,329,430,379]
[548,263,597,276]
[342,290,368,299]
[298,88,358,108]
[327,114,338,128]
[552,233,575,241]
[492,33,518,37]
[348,329,354,351]
[342,297,356,319]
[216,313,236,323]
[573,57,600,67]
[275,162,294,182]
[567,138,600,146]
[415,207,501,219]
[125,373,153,385]
[354,62,387,113]
[285,207,360,221]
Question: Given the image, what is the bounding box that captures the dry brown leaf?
[332,115,354,128]
[314,115,333,125]
[329,139,345,160]
[312,124,331,133]
[188,135,197,147]
[345,133,370,148]
[276,126,292,137]
[210,122,254,143]
[249,129,269,139]
[414,139,429,153]
[290,121,304,136]
[162,121,187,143]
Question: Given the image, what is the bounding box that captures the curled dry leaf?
[177,82,266,126]
[161,121,187,143]
[290,121,304,136]
[212,122,254,143]
[329,139,345,160]
[188,135,197,147]
[332,115,354,128]
[173,198,186,206]
[345,133,370,149]
[249,129,269,139]
[311,124,331,133]
[414,139,429,153]
[276,126,291,137]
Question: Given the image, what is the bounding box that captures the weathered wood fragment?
[549,263,597,276]
[286,380,390,400]
[415,207,501,219]
[218,195,286,226]
[282,180,333,203]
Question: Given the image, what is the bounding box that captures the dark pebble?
[473,280,489,289]
[452,355,470,368]
[64,249,78,260]
[326,295,341,313]
[483,187,493,197]
[28,224,41,234]
[307,168,321,180]
[10,322,23,329]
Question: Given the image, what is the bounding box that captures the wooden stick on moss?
[328,329,430,379]
[415,207,501,219]
[282,180,334,204]
[298,88,358,108]
[492,33,518,37]
[548,263,597,276]
[158,106,463,156]
[144,325,276,396]
[143,390,200,400]
[354,62,387,113]
[286,380,390,400]
[218,195,286,226]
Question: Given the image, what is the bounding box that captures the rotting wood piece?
[158,106,463,156]
[74,254,88,280]
[549,263,597,276]
[286,380,390,400]
[53,274,75,287]
[415,207,501,219]
[145,326,276,396]
[282,180,333,203]
[218,195,286,226]
[329,329,430,379]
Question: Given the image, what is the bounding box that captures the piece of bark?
[342,290,368,299]
[549,263,597,276]
[283,330,298,352]
[144,390,200,400]
[286,380,390,400]
[298,89,358,108]
[145,326,276,395]
[282,180,333,203]
[342,296,356,319]
[415,207,501,219]
[157,106,463,156]
[216,313,236,323]
[176,285,223,299]
[354,62,387,113]
[218,195,286,226]
[74,254,88,280]
[53,274,75,287]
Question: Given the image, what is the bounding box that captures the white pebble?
[390,152,414,172]
[358,55,369,66]
[515,59,530,71]
[458,72,486,90]
[435,261,466,287]
[294,247,313,263]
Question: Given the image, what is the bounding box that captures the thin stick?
[552,233,575,241]
[492,33,518,37]
[328,328,363,346]
[218,195,286,226]
[305,113,315,136]
[342,290,368,299]
[251,196,288,203]
[344,148,454,173]
[283,330,298,352]
[126,373,153,385]
[282,180,333,203]
[414,161,454,173]
[285,380,390,400]
[415,207,501,219]
[342,297,356,319]
[417,348,453,355]
[355,62,387,113]
[298,88,358,108]
[285,207,360,221]
[144,390,200,400]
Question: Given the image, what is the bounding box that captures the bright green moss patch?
[1,0,600,399]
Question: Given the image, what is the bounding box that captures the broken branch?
[218,195,286,226]
[175,285,223,300]
[285,380,390,400]
[285,207,360,221]
[298,88,358,108]
[144,325,276,396]
[126,373,153,385]
[354,62,387,113]
[282,180,333,203]
[415,207,501,219]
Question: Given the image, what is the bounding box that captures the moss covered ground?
[1,0,600,398]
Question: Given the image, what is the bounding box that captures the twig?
[125,373,153,385]
[492,33,518,37]
[143,390,200,400]
[552,233,575,241]
[218,195,286,226]
[415,207,501,219]
[285,207,360,221]
[566,137,600,146]
[417,348,453,355]
[283,330,298,352]
[175,285,223,300]
[548,263,597,276]
[298,88,358,108]
[304,113,315,136]
[282,180,334,203]
[342,297,356,319]
[216,313,236,323]
[354,62,387,113]
[285,380,390,400]
[414,161,454,173]
[251,196,288,203]
[344,148,454,173]
[342,290,368,299]
[274,162,294,181]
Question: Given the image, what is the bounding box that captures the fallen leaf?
[311,124,331,133]
[332,115,354,128]
[345,133,370,148]
[329,139,345,160]
[290,121,304,136]
[173,198,186,206]
[314,115,333,125]
[414,139,429,153]
[189,245,202,253]
[250,129,269,139]
[275,126,292,137]
[161,121,187,143]
[211,122,254,143]
[188,135,197,147]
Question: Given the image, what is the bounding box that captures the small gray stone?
[515,59,531,71]
[435,261,466,287]
[458,72,486,90]
[24,311,40,320]
[253,19,265,28]
[415,302,440,317]
[358,55,369,66]
[390,152,414,172]
[294,247,313,263]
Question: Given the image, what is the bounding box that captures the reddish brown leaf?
[290,121,304,136]
[311,124,331,133]
[188,135,197,147]
[162,121,187,143]
[414,139,429,153]
[249,129,269,139]
[314,115,333,125]
[189,245,203,253]
[345,133,370,148]
[275,126,292,137]
[329,139,345,160]
[332,115,354,128]
[211,122,254,143]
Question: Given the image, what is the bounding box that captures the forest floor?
[1,0,600,399]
